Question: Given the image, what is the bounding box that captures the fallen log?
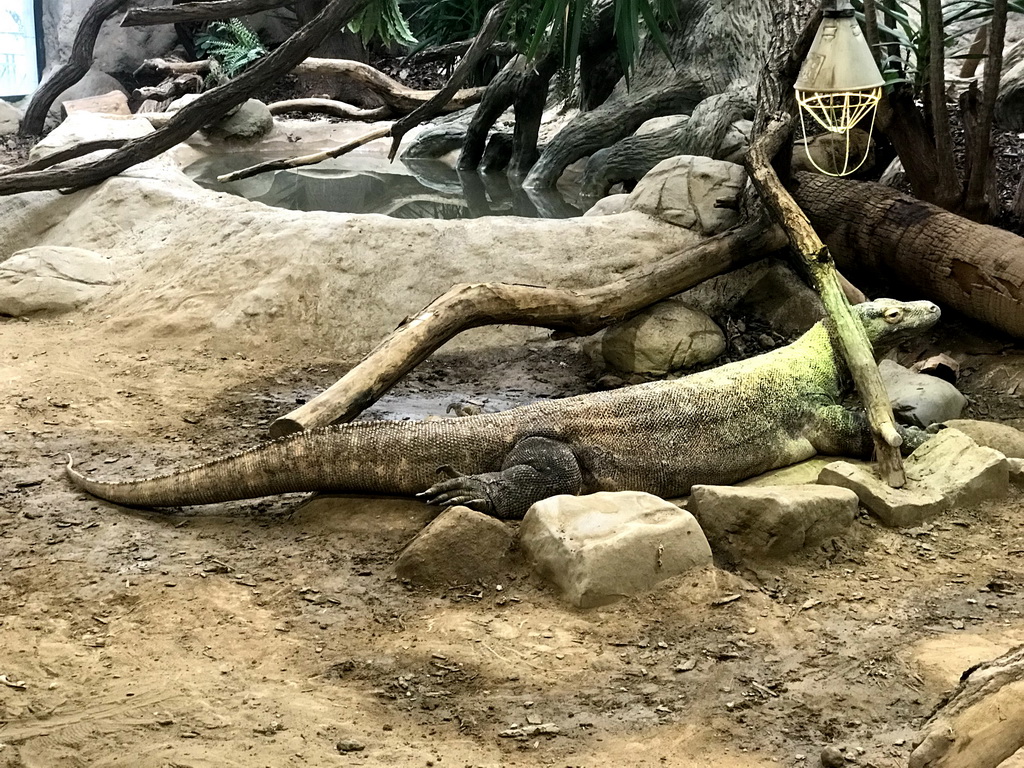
[122,0,292,27]
[269,221,786,435]
[908,644,1024,768]
[792,173,1024,339]
[21,0,127,136]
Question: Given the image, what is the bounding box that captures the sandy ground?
[1,310,1023,768]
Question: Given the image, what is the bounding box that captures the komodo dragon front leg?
[418,436,584,520]
[809,404,931,457]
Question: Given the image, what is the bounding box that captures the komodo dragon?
[66,298,941,518]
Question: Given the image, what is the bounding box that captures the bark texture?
[523,0,770,188]
[20,0,127,136]
[121,0,292,26]
[908,644,1024,768]
[792,173,1024,339]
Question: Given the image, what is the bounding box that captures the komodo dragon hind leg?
[418,436,584,520]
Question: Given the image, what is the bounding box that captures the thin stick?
[216,126,391,182]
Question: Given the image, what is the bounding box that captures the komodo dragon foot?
[417,436,584,520]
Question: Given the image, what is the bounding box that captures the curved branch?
[270,221,786,435]
[21,0,128,136]
[268,98,391,120]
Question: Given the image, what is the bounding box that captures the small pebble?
[820,745,845,768]
[336,739,365,753]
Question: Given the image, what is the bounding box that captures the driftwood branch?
[270,222,786,436]
[746,116,906,486]
[408,40,516,65]
[121,0,293,27]
[909,644,1024,768]
[21,0,128,136]
[0,0,373,196]
[387,0,512,159]
[268,98,390,120]
[217,126,391,182]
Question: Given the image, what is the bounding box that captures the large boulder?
[519,492,712,608]
[600,299,726,374]
[627,156,746,235]
[0,100,20,136]
[0,246,117,316]
[690,484,858,564]
[393,506,515,587]
[880,359,967,427]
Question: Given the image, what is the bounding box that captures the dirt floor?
[1,309,1024,768]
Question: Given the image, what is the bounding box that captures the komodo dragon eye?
[883,307,904,324]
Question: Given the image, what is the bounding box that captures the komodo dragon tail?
[65,417,512,507]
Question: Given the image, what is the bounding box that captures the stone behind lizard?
[66,299,941,518]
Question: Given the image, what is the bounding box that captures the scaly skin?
[66,299,941,518]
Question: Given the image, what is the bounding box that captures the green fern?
[350,0,419,46]
[196,18,268,79]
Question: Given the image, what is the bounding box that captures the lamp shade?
[794,13,885,94]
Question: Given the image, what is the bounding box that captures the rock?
[689,484,858,564]
[0,246,117,316]
[738,261,825,337]
[820,745,845,768]
[634,115,689,136]
[739,458,871,488]
[42,1,176,77]
[818,462,948,527]
[335,739,365,753]
[62,91,131,118]
[393,506,514,586]
[878,156,906,187]
[1008,457,1024,488]
[996,58,1024,131]
[583,194,630,217]
[28,112,154,163]
[818,429,1009,527]
[50,68,127,123]
[519,491,712,608]
[627,155,747,236]
[792,128,874,176]
[601,299,726,374]
[880,360,967,427]
[0,100,20,136]
[943,419,1024,458]
[906,428,1009,506]
[719,119,753,164]
[203,99,274,142]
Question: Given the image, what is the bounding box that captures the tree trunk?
[792,173,1024,339]
[522,0,771,189]
[20,0,127,136]
[121,0,293,26]
[909,644,1024,768]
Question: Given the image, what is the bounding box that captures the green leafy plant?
[195,18,268,79]
[857,0,1023,88]
[349,0,418,46]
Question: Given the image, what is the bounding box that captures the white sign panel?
[0,1,39,98]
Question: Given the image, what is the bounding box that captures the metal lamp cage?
[794,4,886,177]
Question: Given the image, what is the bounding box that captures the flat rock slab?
[520,491,712,608]
[944,419,1024,459]
[690,484,858,564]
[0,246,117,316]
[818,429,1009,527]
[394,506,514,587]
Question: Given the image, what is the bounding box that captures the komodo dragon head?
[849,298,941,355]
